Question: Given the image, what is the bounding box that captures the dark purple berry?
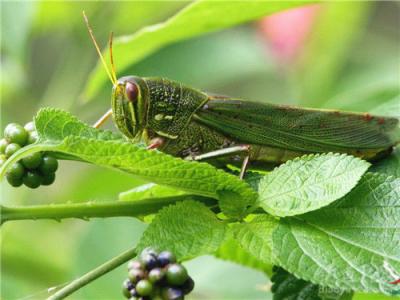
[161,287,184,300]
[181,277,195,294]
[140,253,158,270]
[130,288,139,297]
[157,251,176,267]
[123,279,134,298]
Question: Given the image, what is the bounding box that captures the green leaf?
[272,173,400,294]
[271,266,352,300]
[370,147,399,179]
[83,0,316,100]
[119,183,188,201]
[215,234,272,275]
[0,108,257,219]
[135,200,226,260]
[232,215,279,266]
[258,153,370,217]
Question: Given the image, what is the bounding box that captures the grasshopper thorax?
[111,76,148,141]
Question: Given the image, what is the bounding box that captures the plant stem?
[1,196,217,224]
[46,246,137,300]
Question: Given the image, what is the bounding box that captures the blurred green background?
[1,1,399,299]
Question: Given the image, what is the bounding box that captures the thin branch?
[47,246,137,300]
[1,196,217,224]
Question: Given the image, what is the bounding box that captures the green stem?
[47,246,137,300]
[1,196,217,224]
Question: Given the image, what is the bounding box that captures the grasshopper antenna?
[82,11,116,85]
[109,32,117,83]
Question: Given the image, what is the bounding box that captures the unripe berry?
[127,260,144,271]
[5,143,21,158]
[4,123,28,146]
[148,268,165,283]
[38,155,58,174]
[135,279,153,296]
[128,268,145,284]
[161,287,184,300]
[166,264,188,286]
[27,131,39,144]
[22,152,43,169]
[23,171,42,189]
[0,139,8,154]
[6,162,25,179]
[24,121,35,132]
[41,172,56,186]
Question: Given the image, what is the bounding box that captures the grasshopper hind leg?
[184,144,251,180]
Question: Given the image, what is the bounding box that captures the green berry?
[27,131,39,144]
[6,162,25,179]
[22,152,43,169]
[128,268,145,284]
[0,139,8,154]
[4,123,28,145]
[23,171,42,189]
[41,172,56,186]
[135,280,153,296]
[24,121,35,132]
[141,247,159,257]
[38,155,58,173]
[161,287,184,300]
[6,175,23,187]
[148,268,165,283]
[166,264,188,286]
[5,143,21,158]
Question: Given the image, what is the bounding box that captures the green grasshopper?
[84,13,400,178]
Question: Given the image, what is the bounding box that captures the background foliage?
[1,1,399,299]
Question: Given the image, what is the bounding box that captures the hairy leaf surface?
[258,153,370,216]
[136,201,226,260]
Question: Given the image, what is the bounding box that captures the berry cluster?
[0,122,58,188]
[123,248,194,300]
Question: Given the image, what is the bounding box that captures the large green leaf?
[258,153,370,217]
[83,0,316,100]
[233,173,399,294]
[370,147,399,179]
[232,215,279,266]
[0,108,256,218]
[215,233,273,275]
[135,200,226,260]
[271,266,352,300]
[273,173,400,294]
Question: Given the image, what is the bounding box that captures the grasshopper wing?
[193,98,400,154]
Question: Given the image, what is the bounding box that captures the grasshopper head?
[112,76,148,140]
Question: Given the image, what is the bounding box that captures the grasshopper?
[84,13,400,178]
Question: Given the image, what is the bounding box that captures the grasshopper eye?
[125,81,139,102]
